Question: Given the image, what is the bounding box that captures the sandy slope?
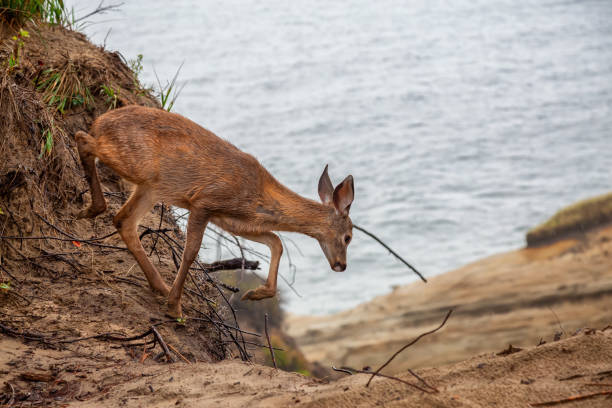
[60,329,612,407]
[285,225,612,374]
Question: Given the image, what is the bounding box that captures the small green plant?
[0,1,121,31]
[7,28,29,69]
[176,317,186,324]
[154,62,185,112]
[0,0,63,27]
[129,53,143,81]
[0,282,10,291]
[39,128,53,158]
[36,68,94,113]
[100,84,118,110]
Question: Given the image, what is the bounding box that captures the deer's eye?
[344,235,351,244]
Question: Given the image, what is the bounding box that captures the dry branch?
[264,313,277,369]
[151,325,175,363]
[530,390,612,406]
[366,309,453,387]
[353,224,426,283]
[332,366,431,393]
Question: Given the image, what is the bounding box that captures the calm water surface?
[70,0,612,315]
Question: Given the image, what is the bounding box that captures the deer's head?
[317,165,354,272]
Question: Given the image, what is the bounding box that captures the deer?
[75,105,355,318]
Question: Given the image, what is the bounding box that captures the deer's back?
[91,106,268,211]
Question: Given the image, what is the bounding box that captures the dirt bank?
[5,327,604,407]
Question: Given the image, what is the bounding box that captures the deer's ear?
[333,175,354,216]
[318,164,334,205]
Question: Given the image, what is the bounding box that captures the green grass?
[154,62,185,112]
[0,0,70,28]
[36,68,95,113]
[100,84,118,110]
[526,192,612,246]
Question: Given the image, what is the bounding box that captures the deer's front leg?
[240,232,283,301]
[167,210,209,318]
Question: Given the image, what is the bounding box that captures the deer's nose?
[333,262,346,272]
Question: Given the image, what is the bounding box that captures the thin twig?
[333,366,430,393]
[0,263,19,283]
[353,224,426,283]
[408,369,438,392]
[151,326,174,363]
[331,366,353,375]
[530,390,612,406]
[366,309,453,387]
[264,313,277,369]
[148,203,165,256]
[547,306,566,337]
[167,343,192,364]
[73,0,124,24]
[4,381,15,406]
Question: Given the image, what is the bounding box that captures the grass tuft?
[36,65,95,113]
[154,62,185,112]
[0,0,70,28]
[526,192,612,246]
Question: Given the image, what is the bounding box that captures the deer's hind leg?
[114,185,171,296]
[75,131,107,219]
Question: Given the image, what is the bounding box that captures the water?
[69,0,612,315]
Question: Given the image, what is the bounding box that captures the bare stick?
[530,390,612,406]
[353,224,426,283]
[148,203,165,256]
[366,309,453,387]
[221,340,284,351]
[58,328,154,344]
[4,382,15,406]
[264,313,277,369]
[167,343,192,364]
[331,366,353,375]
[333,366,430,393]
[408,368,438,392]
[151,326,174,363]
[73,0,124,24]
[0,263,19,283]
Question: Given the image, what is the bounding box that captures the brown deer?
[76,105,354,318]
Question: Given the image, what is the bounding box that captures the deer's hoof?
[77,205,106,219]
[166,303,182,319]
[241,286,275,301]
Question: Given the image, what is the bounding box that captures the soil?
[3,328,610,407]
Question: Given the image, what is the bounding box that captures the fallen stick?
[151,326,175,363]
[353,224,426,283]
[333,366,430,393]
[264,313,277,369]
[167,343,192,364]
[366,309,453,387]
[4,382,15,407]
[408,368,438,393]
[530,390,612,406]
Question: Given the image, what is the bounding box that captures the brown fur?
[76,105,355,317]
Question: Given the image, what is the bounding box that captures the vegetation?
[100,84,118,110]
[526,192,612,246]
[155,62,185,112]
[0,0,70,28]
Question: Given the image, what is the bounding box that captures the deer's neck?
[260,180,330,238]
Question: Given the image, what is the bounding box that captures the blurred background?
[66,0,612,315]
